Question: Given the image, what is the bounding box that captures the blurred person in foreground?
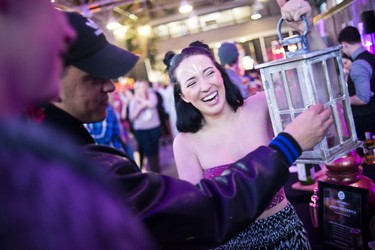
[0,1,154,249]
[27,9,332,250]
[338,26,375,140]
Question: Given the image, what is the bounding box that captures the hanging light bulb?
[251,1,263,20]
[251,12,262,20]
[107,15,122,30]
[179,0,193,14]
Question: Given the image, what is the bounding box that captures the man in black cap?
[41,12,139,145]
[35,11,332,249]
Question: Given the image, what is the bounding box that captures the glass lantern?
[255,17,361,164]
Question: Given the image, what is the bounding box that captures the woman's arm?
[128,99,146,121]
[118,91,131,120]
[173,133,204,184]
[142,90,159,108]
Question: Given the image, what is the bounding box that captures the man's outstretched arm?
[88,103,332,249]
[112,133,300,249]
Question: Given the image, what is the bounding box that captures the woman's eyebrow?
[203,66,214,74]
[184,76,196,85]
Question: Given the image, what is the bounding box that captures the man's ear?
[53,67,70,104]
[61,66,70,77]
[51,97,62,103]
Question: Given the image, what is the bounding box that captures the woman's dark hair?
[342,53,352,61]
[163,41,244,133]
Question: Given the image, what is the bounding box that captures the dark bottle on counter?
[364,131,374,165]
[297,163,316,185]
[371,135,375,165]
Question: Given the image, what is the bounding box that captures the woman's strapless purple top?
[204,164,285,210]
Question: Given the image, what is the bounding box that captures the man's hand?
[277,0,326,50]
[284,103,333,151]
[277,0,313,34]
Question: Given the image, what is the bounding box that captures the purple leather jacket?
[85,134,300,250]
[40,106,302,249]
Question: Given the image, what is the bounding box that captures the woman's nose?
[200,79,211,92]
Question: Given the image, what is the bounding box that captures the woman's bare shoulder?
[246,91,267,102]
[243,92,268,112]
[173,132,198,151]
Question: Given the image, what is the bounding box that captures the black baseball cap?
[64,12,139,79]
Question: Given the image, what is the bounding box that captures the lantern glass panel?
[271,72,288,111]
[338,100,351,140]
[311,62,330,104]
[280,113,292,130]
[327,58,343,98]
[285,68,304,109]
[327,109,340,148]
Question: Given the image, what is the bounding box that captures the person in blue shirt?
[85,103,134,160]
[338,26,375,140]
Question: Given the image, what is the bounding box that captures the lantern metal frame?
[256,19,361,164]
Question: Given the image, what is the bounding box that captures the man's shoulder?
[0,120,87,167]
[0,120,67,146]
[39,104,95,145]
[356,49,375,62]
[84,144,140,176]
[351,58,373,75]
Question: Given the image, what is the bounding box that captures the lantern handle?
[277,15,309,41]
[277,15,310,57]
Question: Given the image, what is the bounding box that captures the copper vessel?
[322,152,375,240]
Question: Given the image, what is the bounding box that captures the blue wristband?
[269,132,302,165]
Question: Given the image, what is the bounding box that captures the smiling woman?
[177,55,226,113]
[164,45,243,133]
[164,41,312,249]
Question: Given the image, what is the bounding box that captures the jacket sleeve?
[112,132,301,249]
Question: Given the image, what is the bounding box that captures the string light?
[179,0,193,14]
